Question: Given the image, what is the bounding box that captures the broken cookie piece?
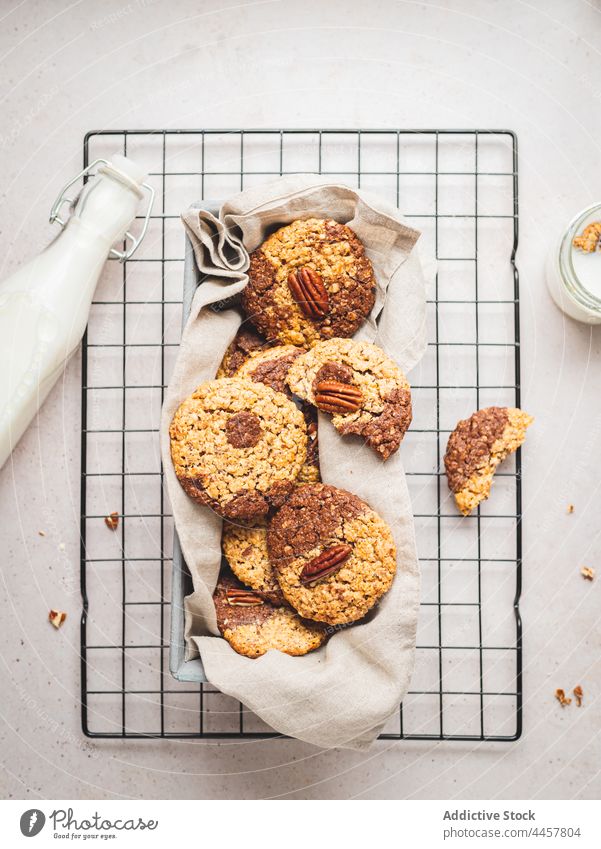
[444,406,533,516]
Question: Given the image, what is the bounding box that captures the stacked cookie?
[217,484,397,658]
[170,218,408,658]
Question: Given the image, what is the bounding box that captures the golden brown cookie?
[213,572,328,658]
[268,484,397,625]
[234,344,304,397]
[241,218,376,347]
[286,338,412,460]
[235,345,321,482]
[169,378,307,523]
[216,326,271,378]
[222,522,284,604]
[444,406,533,516]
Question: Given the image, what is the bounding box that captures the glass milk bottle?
[546,202,601,323]
[0,154,154,469]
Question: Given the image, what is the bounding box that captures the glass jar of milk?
[547,202,601,323]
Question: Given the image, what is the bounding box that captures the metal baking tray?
[170,213,212,683]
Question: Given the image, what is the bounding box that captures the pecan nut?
[225,588,264,607]
[300,544,352,585]
[287,267,329,319]
[314,380,363,414]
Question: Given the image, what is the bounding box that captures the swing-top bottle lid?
[98,154,147,197]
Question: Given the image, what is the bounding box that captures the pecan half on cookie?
[444,406,533,515]
[287,267,329,319]
[268,484,397,625]
[286,338,412,460]
[169,378,307,523]
[241,218,376,347]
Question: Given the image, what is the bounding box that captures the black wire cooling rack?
[80,129,522,741]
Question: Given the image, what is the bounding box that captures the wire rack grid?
[80,128,521,741]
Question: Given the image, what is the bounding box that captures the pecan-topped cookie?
[444,406,533,515]
[213,572,328,658]
[216,326,271,378]
[286,338,412,460]
[222,522,284,604]
[169,378,307,523]
[241,218,376,347]
[268,484,397,625]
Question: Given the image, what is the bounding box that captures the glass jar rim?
[558,201,601,312]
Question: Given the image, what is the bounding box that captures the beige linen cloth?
[161,175,430,749]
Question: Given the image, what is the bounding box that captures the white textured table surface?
[1,0,601,800]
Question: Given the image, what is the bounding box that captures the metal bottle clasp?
[49,158,155,262]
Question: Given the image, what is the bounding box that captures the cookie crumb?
[581,566,595,581]
[567,504,574,514]
[573,221,601,252]
[104,511,119,531]
[555,688,571,707]
[573,685,583,707]
[49,610,67,629]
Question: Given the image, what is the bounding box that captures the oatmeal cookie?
[216,326,271,378]
[213,572,327,658]
[222,522,284,604]
[286,338,412,460]
[241,218,376,347]
[234,344,304,397]
[268,484,397,625]
[234,345,321,481]
[444,406,533,516]
[170,378,307,523]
